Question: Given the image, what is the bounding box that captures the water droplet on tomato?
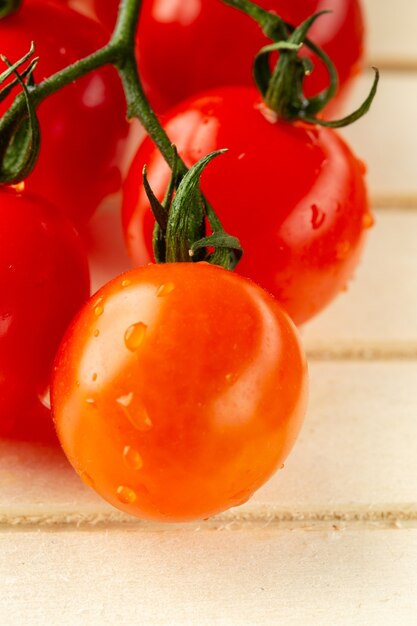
[116,485,137,504]
[310,204,326,230]
[124,322,147,351]
[362,212,375,229]
[117,393,153,431]
[81,471,94,488]
[225,373,233,383]
[94,304,104,317]
[116,392,134,407]
[121,278,131,288]
[94,329,100,338]
[280,463,285,470]
[92,373,98,382]
[85,398,95,405]
[156,282,175,297]
[123,446,143,471]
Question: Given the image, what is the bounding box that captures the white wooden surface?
[1,1,417,624]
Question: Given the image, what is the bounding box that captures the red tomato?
[64,0,364,112]
[123,87,373,326]
[0,187,90,438]
[0,0,129,225]
[51,263,307,521]
[137,0,364,113]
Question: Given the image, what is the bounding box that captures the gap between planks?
[371,196,417,210]
[306,344,417,361]
[367,59,417,73]
[1,506,416,532]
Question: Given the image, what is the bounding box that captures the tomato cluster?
[1,0,129,226]
[0,0,371,521]
[123,86,372,325]
[64,0,365,114]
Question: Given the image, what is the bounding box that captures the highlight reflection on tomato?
[2,0,129,225]
[51,263,308,522]
[75,0,364,113]
[0,186,90,438]
[123,87,373,326]
[136,0,365,113]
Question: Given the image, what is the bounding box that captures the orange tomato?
[52,263,308,521]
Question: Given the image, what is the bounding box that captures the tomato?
[0,0,129,226]
[136,0,364,113]
[51,262,307,521]
[92,0,117,28]
[62,0,363,113]
[0,186,90,439]
[123,87,372,326]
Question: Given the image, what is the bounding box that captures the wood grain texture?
[340,73,417,203]
[1,528,416,626]
[365,0,417,66]
[303,210,417,354]
[1,2,417,623]
[1,360,415,527]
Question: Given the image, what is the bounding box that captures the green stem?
[0,0,21,19]
[0,0,178,171]
[220,0,287,40]
[0,0,240,267]
[117,55,176,167]
[220,0,378,127]
[0,45,117,135]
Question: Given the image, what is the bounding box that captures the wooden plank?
[87,207,417,355]
[1,360,416,526]
[340,72,417,204]
[0,527,416,625]
[365,0,417,66]
[303,209,417,354]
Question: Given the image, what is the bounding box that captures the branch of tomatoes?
[0,0,242,270]
[0,0,378,266]
[0,0,374,520]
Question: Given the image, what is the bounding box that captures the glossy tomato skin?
[51,263,308,522]
[66,0,364,112]
[123,87,372,326]
[136,0,364,113]
[1,0,128,226]
[0,187,90,438]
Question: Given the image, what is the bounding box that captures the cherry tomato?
[123,87,373,326]
[64,0,364,113]
[0,0,129,226]
[0,186,90,438]
[137,0,364,113]
[51,263,308,522]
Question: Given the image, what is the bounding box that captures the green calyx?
[0,43,40,183]
[143,148,242,271]
[221,0,379,128]
[0,0,243,271]
[0,0,22,19]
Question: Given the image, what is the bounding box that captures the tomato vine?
[0,0,377,271]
